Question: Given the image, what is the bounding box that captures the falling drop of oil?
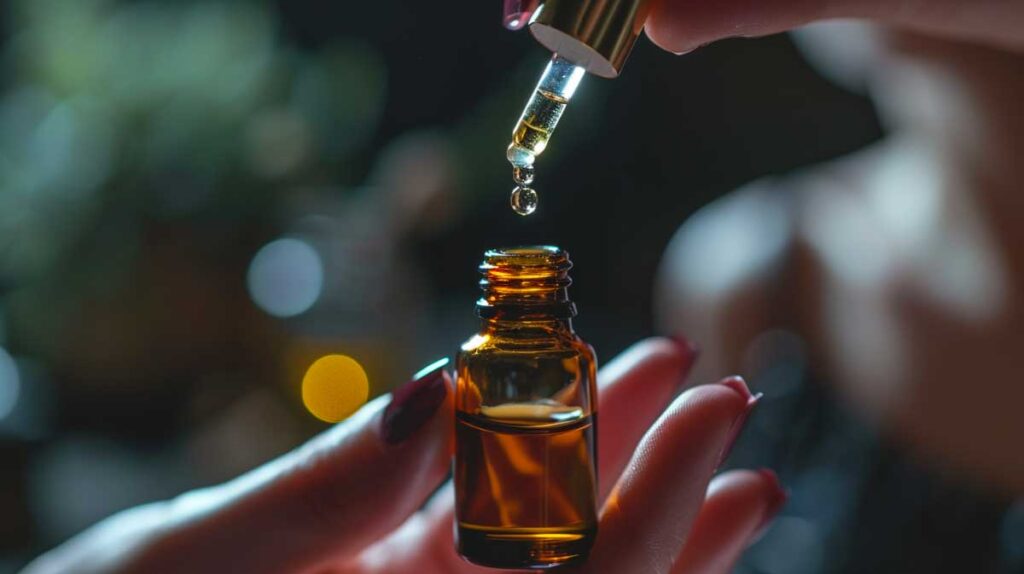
[508,147,537,215]
[513,166,535,186]
[510,186,538,216]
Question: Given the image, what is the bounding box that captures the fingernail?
[715,376,762,467]
[381,358,449,445]
[502,0,538,30]
[669,334,701,363]
[671,41,709,56]
[668,334,701,387]
[754,468,787,536]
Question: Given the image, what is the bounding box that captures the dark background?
[2,0,974,571]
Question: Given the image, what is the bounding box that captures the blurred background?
[0,1,1021,573]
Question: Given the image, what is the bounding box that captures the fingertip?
[754,468,788,535]
[672,468,786,573]
[667,333,702,366]
[715,375,754,403]
[621,336,700,381]
[705,468,787,535]
[710,468,785,512]
[590,383,755,572]
[668,378,751,429]
[613,383,752,505]
[711,374,763,414]
[645,0,822,56]
[599,336,700,403]
[645,9,700,55]
[502,0,539,30]
[647,336,700,379]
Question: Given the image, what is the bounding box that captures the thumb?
[645,0,1024,55]
[27,359,453,574]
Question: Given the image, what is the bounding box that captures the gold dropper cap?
[528,0,654,78]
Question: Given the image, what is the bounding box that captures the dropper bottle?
[506,0,655,215]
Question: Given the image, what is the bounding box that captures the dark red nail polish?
[668,334,701,363]
[502,0,538,30]
[754,468,787,536]
[668,334,700,388]
[715,376,762,467]
[381,358,449,445]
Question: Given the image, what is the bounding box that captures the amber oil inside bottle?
[455,246,598,569]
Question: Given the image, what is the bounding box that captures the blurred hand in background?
[655,0,1024,494]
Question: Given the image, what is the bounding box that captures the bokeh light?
[0,346,21,421]
[247,238,324,318]
[301,354,369,423]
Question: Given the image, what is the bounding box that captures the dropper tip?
[506,143,536,168]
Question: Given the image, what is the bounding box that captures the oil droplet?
[513,165,534,186]
[511,186,538,216]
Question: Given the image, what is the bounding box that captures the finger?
[358,336,699,572]
[672,469,787,574]
[503,0,540,30]
[127,359,453,574]
[586,377,755,574]
[596,336,699,498]
[645,0,1024,55]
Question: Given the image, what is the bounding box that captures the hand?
[23,337,782,574]
[501,0,1023,52]
[645,0,1023,55]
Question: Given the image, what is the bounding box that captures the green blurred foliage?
[0,0,388,360]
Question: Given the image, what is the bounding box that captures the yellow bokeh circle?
[302,354,369,423]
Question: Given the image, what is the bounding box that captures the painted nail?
[502,0,538,30]
[669,333,701,363]
[381,358,449,445]
[715,376,762,467]
[668,334,701,388]
[754,468,788,536]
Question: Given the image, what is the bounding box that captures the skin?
[644,0,1024,54]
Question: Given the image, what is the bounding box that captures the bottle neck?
[482,316,575,336]
[475,246,578,323]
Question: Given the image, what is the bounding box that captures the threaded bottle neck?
[476,246,577,321]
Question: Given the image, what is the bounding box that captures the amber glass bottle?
[454,246,598,569]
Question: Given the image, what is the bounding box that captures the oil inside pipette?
[506,57,585,216]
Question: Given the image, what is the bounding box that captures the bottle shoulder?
[458,330,594,362]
